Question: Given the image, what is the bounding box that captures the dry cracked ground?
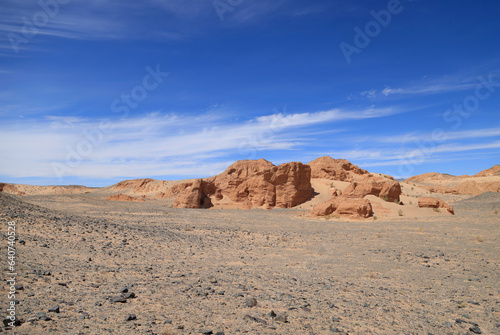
[0,192,499,335]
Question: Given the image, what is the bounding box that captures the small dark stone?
[468,300,480,305]
[121,292,135,299]
[302,307,311,312]
[125,314,137,321]
[243,315,267,325]
[40,315,52,321]
[201,330,213,335]
[267,310,277,318]
[110,296,127,303]
[119,287,129,293]
[3,317,22,327]
[469,325,482,334]
[332,317,341,322]
[79,312,89,320]
[246,297,257,307]
[48,305,60,313]
[275,314,288,323]
[215,332,225,335]
[14,284,23,291]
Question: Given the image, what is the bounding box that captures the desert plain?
[0,158,499,335]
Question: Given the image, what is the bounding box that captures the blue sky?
[1,0,499,187]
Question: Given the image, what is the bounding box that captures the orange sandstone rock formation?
[308,156,368,181]
[417,197,454,214]
[173,159,313,209]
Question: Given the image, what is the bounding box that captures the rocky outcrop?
[112,178,171,194]
[0,183,24,195]
[106,194,145,202]
[453,181,500,195]
[418,197,454,214]
[343,176,402,202]
[308,156,368,181]
[311,197,373,218]
[406,172,456,183]
[423,181,500,196]
[172,180,214,209]
[173,159,313,209]
[474,165,500,177]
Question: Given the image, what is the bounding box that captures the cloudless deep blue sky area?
[0,0,499,186]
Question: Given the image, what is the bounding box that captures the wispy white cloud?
[375,127,500,143]
[0,0,204,53]
[381,83,478,96]
[352,72,500,99]
[0,107,401,180]
[360,89,377,99]
[329,140,500,166]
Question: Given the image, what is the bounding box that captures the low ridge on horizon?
[0,156,498,188]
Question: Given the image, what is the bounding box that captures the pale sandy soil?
[0,191,499,335]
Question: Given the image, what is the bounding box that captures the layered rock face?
[423,181,500,196]
[311,197,373,218]
[308,156,368,181]
[173,159,313,209]
[343,176,402,202]
[311,174,402,218]
[112,178,171,194]
[173,180,215,209]
[106,194,145,202]
[418,197,454,214]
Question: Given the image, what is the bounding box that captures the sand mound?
[106,193,146,202]
[407,165,500,196]
[406,172,456,183]
[0,183,95,196]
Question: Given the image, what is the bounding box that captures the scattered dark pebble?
[48,306,60,313]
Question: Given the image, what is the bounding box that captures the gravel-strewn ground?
[1,192,499,334]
